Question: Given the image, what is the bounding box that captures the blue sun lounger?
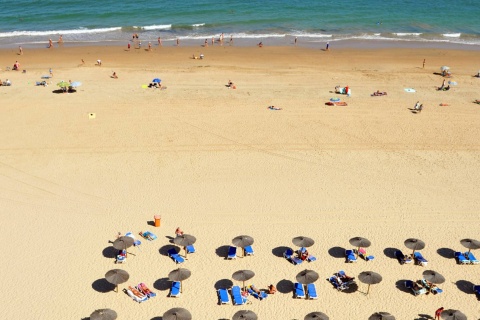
[227,246,237,259]
[244,245,254,256]
[284,248,303,265]
[455,251,470,264]
[231,285,247,305]
[466,252,480,264]
[473,285,480,296]
[307,283,318,299]
[186,244,195,254]
[218,288,230,304]
[395,250,413,265]
[170,281,181,297]
[299,247,317,262]
[168,248,185,264]
[345,249,357,263]
[294,282,305,299]
[413,252,428,266]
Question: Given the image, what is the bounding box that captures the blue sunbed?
[231,285,246,305]
[218,288,230,304]
[186,244,195,254]
[247,285,267,300]
[227,246,237,259]
[170,281,181,297]
[455,251,470,264]
[466,252,480,264]
[168,248,185,264]
[307,283,318,299]
[244,245,254,256]
[284,248,303,265]
[473,285,480,296]
[413,252,428,266]
[294,282,305,299]
[345,249,357,263]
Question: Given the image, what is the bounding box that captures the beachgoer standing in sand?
[423,59,426,69]
[48,39,53,48]
[434,307,444,320]
[295,37,297,45]
[148,42,152,51]
[230,35,233,45]
[58,35,63,44]
[176,38,179,46]
[204,39,208,47]
[326,41,330,51]
[211,37,214,46]
[127,43,131,50]
[19,46,23,55]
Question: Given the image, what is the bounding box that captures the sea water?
[1,0,479,48]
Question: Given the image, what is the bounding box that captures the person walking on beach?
[423,59,426,69]
[434,307,444,320]
[127,43,131,50]
[158,37,162,46]
[229,35,233,45]
[148,42,152,51]
[48,39,53,48]
[326,41,330,51]
[204,39,208,47]
[58,35,63,44]
[211,37,214,46]
[295,37,297,45]
[176,38,179,46]
[19,46,23,55]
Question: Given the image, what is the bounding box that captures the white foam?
[230,33,286,39]
[142,24,172,30]
[443,33,461,37]
[292,33,332,38]
[394,33,422,36]
[192,23,205,27]
[0,27,121,38]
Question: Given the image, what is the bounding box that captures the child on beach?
[111,72,118,79]
[175,227,184,237]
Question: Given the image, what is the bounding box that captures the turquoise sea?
[1,0,480,48]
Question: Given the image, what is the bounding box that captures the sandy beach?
[1,44,480,319]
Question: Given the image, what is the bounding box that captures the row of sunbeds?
[294,282,318,299]
[226,245,254,259]
[123,283,156,303]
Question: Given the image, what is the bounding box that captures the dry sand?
[1,44,480,319]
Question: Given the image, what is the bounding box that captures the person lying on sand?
[268,106,282,110]
[474,100,480,104]
[371,90,387,96]
[148,82,161,88]
[437,85,450,91]
[250,285,261,294]
[227,80,234,88]
[268,284,277,294]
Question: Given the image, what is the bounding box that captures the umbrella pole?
[115,285,118,293]
[367,284,370,295]
[181,280,183,293]
[185,247,188,260]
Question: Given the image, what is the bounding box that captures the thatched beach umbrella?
[422,270,445,284]
[296,269,319,284]
[232,270,255,290]
[232,235,254,257]
[90,309,117,320]
[460,238,480,253]
[232,310,258,320]
[358,271,382,295]
[404,238,425,254]
[105,269,129,293]
[293,236,315,248]
[305,312,329,320]
[173,234,196,259]
[168,268,191,293]
[163,308,192,320]
[441,309,467,320]
[349,237,371,257]
[369,312,395,320]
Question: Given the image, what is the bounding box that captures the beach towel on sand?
[404,88,416,93]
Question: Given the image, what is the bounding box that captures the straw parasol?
[232,270,255,290]
[404,238,425,254]
[168,268,191,293]
[292,236,315,248]
[304,312,329,320]
[368,312,395,320]
[349,237,371,257]
[173,234,196,259]
[232,310,258,320]
[358,271,382,295]
[296,269,319,284]
[460,238,480,253]
[163,308,192,320]
[422,270,445,284]
[232,235,254,257]
[441,309,467,320]
[105,269,129,293]
[90,309,117,320]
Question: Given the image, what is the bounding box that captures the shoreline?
[4,37,480,52]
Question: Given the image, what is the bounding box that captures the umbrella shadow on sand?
[455,280,475,294]
[92,278,115,293]
[416,314,434,320]
[383,247,399,259]
[395,279,415,295]
[215,279,233,290]
[153,277,171,292]
[437,247,455,259]
[215,245,230,258]
[150,317,163,320]
[102,246,117,259]
[276,279,293,294]
[272,246,291,257]
[159,244,180,256]
[328,246,346,259]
